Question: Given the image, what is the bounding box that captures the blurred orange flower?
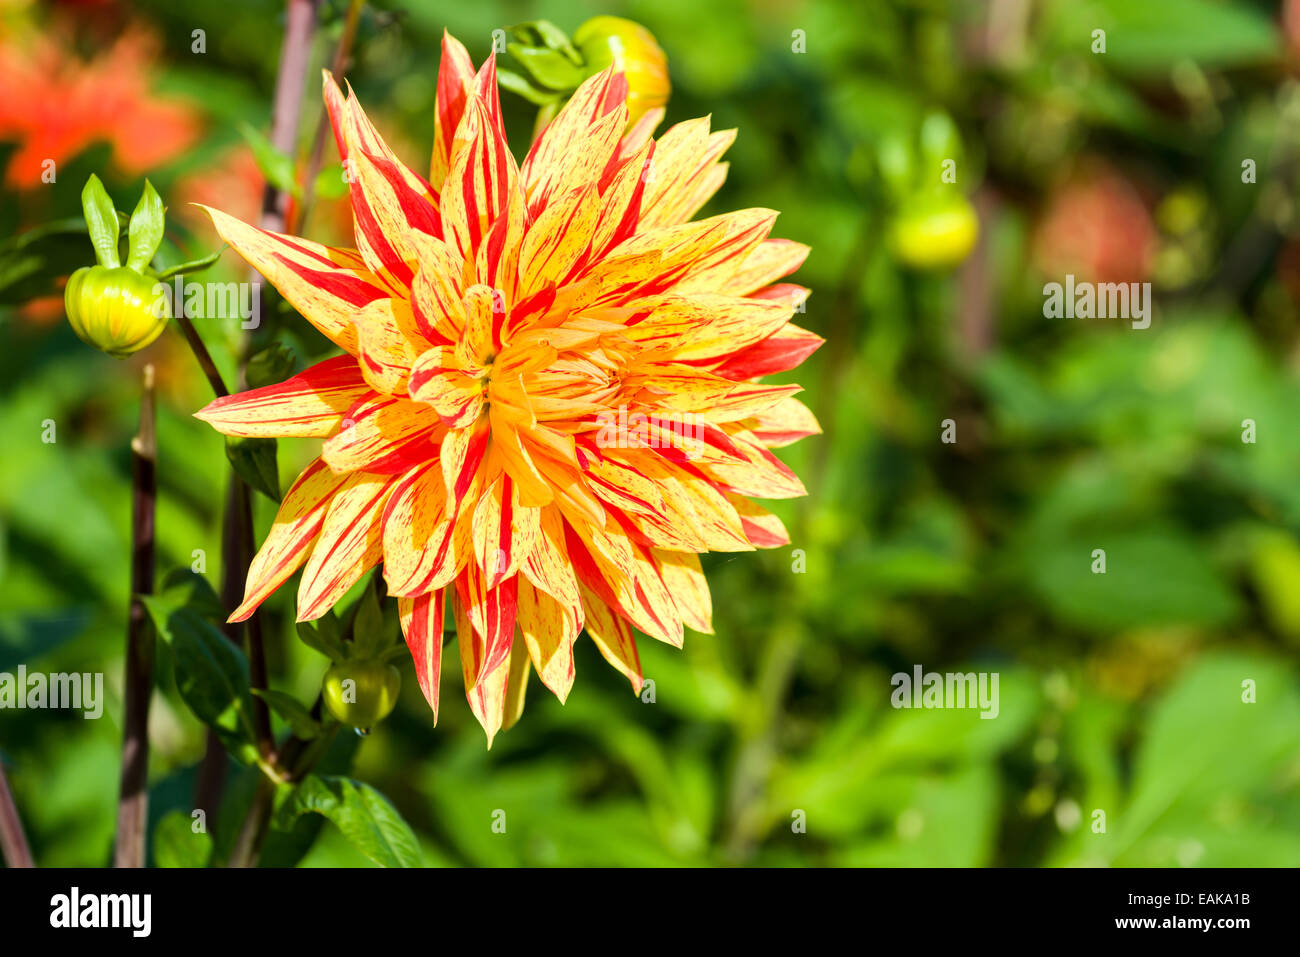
[1033,164,1155,286]
[0,22,200,188]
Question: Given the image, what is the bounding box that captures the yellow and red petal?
[580,585,642,694]
[230,458,350,622]
[439,417,491,511]
[408,346,484,428]
[652,549,713,634]
[195,356,369,438]
[430,31,476,190]
[382,463,457,596]
[710,320,823,381]
[353,298,424,395]
[501,640,531,732]
[453,563,518,684]
[516,577,578,702]
[702,431,806,500]
[727,495,792,548]
[522,67,628,210]
[321,394,439,474]
[451,590,511,746]
[440,92,518,264]
[398,589,445,723]
[326,75,442,288]
[296,472,395,621]
[471,473,539,589]
[741,395,822,448]
[521,505,582,610]
[638,119,734,230]
[717,238,811,297]
[200,205,389,352]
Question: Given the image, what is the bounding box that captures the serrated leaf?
[276,774,421,867]
[225,435,280,501]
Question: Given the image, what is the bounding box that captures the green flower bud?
[65,174,170,358]
[65,265,170,358]
[573,16,670,125]
[889,192,980,270]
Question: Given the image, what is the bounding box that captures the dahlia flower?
[195,33,821,744]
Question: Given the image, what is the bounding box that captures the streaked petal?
[200,205,388,352]
[580,585,642,693]
[516,578,578,702]
[398,589,445,722]
[195,356,369,438]
[230,458,350,622]
[296,473,396,621]
[322,394,439,474]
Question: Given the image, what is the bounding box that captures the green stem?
[720,210,877,861]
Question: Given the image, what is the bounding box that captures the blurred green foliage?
[1,0,1299,867]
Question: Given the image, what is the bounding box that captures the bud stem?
[113,364,157,868]
[0,761,33,868]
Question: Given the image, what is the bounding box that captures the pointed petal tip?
[295,604,328,625]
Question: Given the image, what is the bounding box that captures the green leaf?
[154,247,224,281]
[508,44,586,91]
[80,174,121,268]
[0,609,92,674]
[153,568,226,621]
[239,123,298,198]
[252,688,321,740]
[153,809,213,867]
[125,180,166,272]
[1046,0,1280,75]
[916,111,963,185]
[245,342,297,389]
[142,591,258,765]
[875,133,915,201]
[276,774,421,867]
[1071,655,1300,866]
[1028,528,1240,631]
[312,164,350,200]
[349,579,388,659]
[225,435,280,501]
[3,217,93,251]
[510,19,582,63]
[497,68,561,106]
[297,615,346,661]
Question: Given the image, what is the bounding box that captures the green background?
[2,0,1299,866]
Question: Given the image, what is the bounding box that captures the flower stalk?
[113,363,157,868]
[0,760,34,868]
[291,0,364,236]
